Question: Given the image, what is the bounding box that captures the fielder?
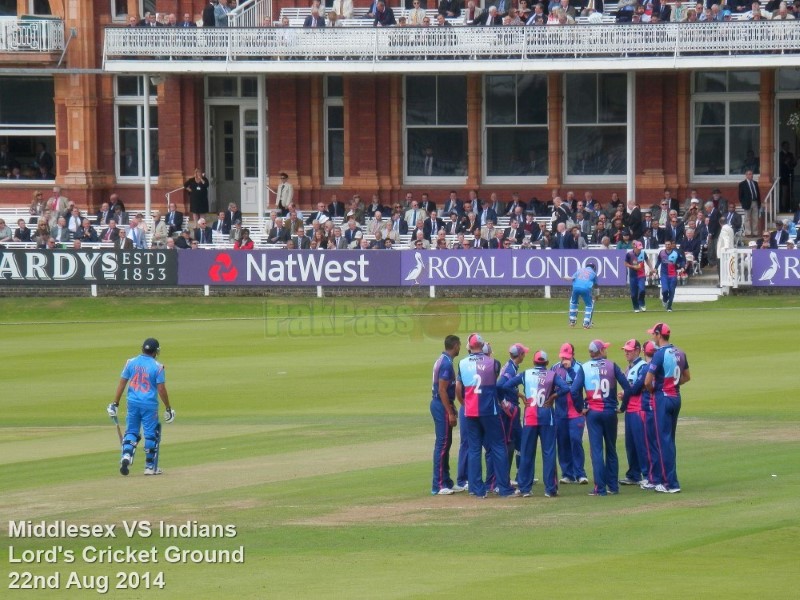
[617,339,650,486]
[564,262,598,329]
[655,240,682,312]
[430,335,461,495]
[107,338,175,476]
[552,343,589,485]
[624,241,650,313]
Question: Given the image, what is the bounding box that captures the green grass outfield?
[1,296,798,599]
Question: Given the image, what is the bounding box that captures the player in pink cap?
[552,342,588,485]
[570,339,631,496]
[617,339,649,486]
[624,240,651,313]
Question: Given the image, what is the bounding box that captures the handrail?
[763,176,780,228]
[102,21,800,67]
[0,18,65,52]
[229,0,272,29]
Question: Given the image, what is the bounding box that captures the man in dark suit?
[442,191,463,217]
[439,0,462,18]
[473,5,501,24]
[306,202,331,225]
[478,204,497,227]
[723,207,743,246]
[294,230,311,249]
[267,218,291,244]
[389,212,409,237]
[100,220,120,243]
[738,169,761,237]
[116,231,134,250]
[175,229,193,249]
[327,195,346,219]
[419,193,436,215]
[344,220,362,247]
[303,6,326,27]
[550,223,570,249]
[665,216,685,245]
[504,220,524,245]
[505,192,526,216]
[470,228,487,249]
[179,12,197,27]
[770,221,789,247]
[640,227,659,250]
[194,218,213,244]
[366,195,388,218]
[681,228,703,272]
[445,212,463,235]
[224,203,242,229]
[705,201,721,266]
[165,202,184,236]
[373,1,396,25]
[95,202,112,226]
[423,210,445,241]
[213,212,230,236]
[202,1,217,27]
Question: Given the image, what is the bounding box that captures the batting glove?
[164,408,176,424]
[106,403,118,418]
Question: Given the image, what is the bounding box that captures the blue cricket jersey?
[648,344,689,397]
[620,357,648,413]
[121,354,165,407]
[500,367,569,427]
[571,358,630,412]
[458,353,500,418]
[497,359,521,406]
[552,360,582,419]
[432,352,456,404]
[657,249,680,279]
[571,267,596,292]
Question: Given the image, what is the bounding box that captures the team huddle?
[430,323,689,498]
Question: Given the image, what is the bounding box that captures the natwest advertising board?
[178,249,626,287]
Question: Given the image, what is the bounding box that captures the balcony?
[0,17,64,54]
[102,21,800,74]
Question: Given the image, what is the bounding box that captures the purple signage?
[751,250,800,286]
[177,250,402,286]
[178,249,627,287]
[399,250,627,286]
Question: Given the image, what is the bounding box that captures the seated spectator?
[571,226,588,250]
[31,219,49,246]
[77,218,99,243]
[489,228,506,249]
[681,228,703,274]
[771,221,790,247]
[13,219,32,242]
[51,216,71,243]
[616,229,633,250]
[213,211,230,237]
[0,218,13,242]
[235,228,255,249]
[755,231,774,250]
[304,6,326,27]
[175,229,193,249]
[151,211,168,248]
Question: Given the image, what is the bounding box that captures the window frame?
[563,72,628,185]
[691,71,761,183]
[403,75,468,185]
[111,0,157,23]
[323,76,344,185]
[482,73,549,184]
[114,76,159,182]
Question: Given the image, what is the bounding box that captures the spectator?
[51,216,71,243]
[77,218,99,243]
[203,1,217,27]
[439,0,462,18]
[304,6,326,26]
[101,219,120,243]
[175,229,193,249]
[184,168,210,223]
[374,1,397,25]
[235,228,255,249]
[214,0,232,27]
[195,218,213,244]
[150,211,168,248]
[770,220,790,247]
[213,211,230,237]
[13,219,32,242]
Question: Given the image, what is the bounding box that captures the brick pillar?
[157,76,185,191]
[387,75,403,202]
[466,75,481,189]
[759,69,775,192]
[547,73,562,189]
[268,77,299,198]
[347,78,379,191]
[675,71,691,198]
[637,72,666,194]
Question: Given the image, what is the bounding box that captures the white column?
[626,71,636,206]
[143,75,152,217]
[257,74,267,215]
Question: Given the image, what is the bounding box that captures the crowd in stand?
[125,0,795,29]
[4,178,799,255]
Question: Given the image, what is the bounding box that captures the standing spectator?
[570,340,630,497]
[779,141,796,213]
[705,201,721,267]
[276,172,294,216]
[203,1,217,26]
[33,142,54,175]
[439,0,462,18]
[29,190,46,223]
[644,323,690,494]
[430,335,461,495]
[738,169,761,237]
[128,216,146,249]
[47,186,68,218]
[184,168,210,223]
[373,1,396,25]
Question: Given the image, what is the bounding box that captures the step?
[673,286,724,303]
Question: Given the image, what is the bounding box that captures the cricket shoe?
[559,477,577,484]
[640,480,657,490]
[569,321,576,328]
[641,306,647,312]
[510,479,518,488]
[578,477,589,485]
[654,484,680,493]
[544,491,558,498]
[119,454,131,477]
[634,309,641,313]
[583,324,593,329]
[619,478,639,486]
[434,488,454,495]
[587,491,607,496]
[451,484,467,493]
[143,467,163,476]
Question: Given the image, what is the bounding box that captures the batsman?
[564,261,598,329]
[107,338,175,477]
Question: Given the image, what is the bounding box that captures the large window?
[115,76,158,180]
[324,76,344,183]
[692,71,760,178]
[0,77,55,181]
[564,73,627,179]
[111,0,157,22]
[484,74,548,180]
[405,75,468,180]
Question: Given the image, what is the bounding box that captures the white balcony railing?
[103,21,800,70]
[0,18,65,53]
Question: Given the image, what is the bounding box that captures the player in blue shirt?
[625,340,658,489]
[499,350,569,497]
[624,241,650,313]
[655,240,683,312]
[570,340,631,496]
[456,333,514,498]
[495,343,529,487]
[617,339,650,486]
[107,338,175,476]
[552,343,588,485]
[430,335,462,495]
[564,262,598,329]
[645,323,690,494]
